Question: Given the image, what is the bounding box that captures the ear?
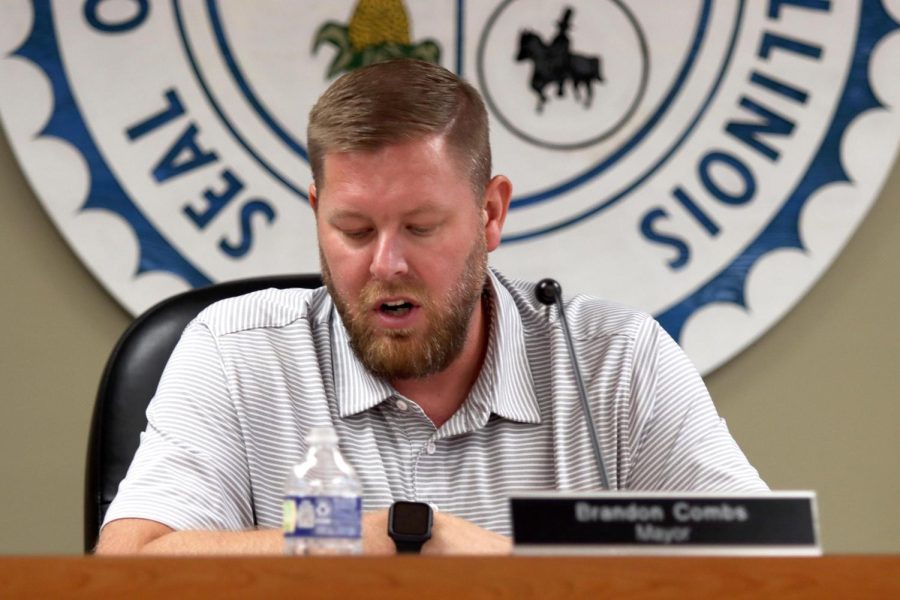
[309,183,319,214]
[482,175,512,252]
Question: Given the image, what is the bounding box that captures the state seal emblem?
[1,0,898,373]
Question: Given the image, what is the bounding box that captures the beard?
[321,236,488,380]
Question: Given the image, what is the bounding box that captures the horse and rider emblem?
[516,8,604,113]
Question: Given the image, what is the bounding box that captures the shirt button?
[395,399,409,411]
[426,442,436,455]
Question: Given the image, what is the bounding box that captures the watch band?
[394,539,426,554]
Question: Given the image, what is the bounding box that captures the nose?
[370,231,409,281]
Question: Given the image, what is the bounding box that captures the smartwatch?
[387,501,433,553]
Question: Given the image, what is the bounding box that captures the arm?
[97,511,509,555]
[96,519,280,555]
[101,322,257,535]
[625,317,767,491]
[359,510,509,555]
[424,512,512,555]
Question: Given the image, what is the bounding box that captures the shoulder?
[565,295,655,343]
[193,285,332,337]
[491,268,654,342]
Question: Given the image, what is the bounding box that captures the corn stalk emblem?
[313,0,441,78]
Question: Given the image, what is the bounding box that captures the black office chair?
[84,274,322,552]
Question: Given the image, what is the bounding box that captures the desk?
[0,555,896,598]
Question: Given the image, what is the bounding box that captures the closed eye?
[408,225,436,236]
[341,228,373,240]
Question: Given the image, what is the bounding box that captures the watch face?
[392,502,431,536]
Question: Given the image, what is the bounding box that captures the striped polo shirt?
[103,268,766,537]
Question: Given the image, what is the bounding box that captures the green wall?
[1,126,897,554]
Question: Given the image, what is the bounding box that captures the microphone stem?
[552,287,611,490]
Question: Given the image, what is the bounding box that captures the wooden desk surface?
[0,555,897,599]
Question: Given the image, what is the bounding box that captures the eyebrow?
[327,203,450,221]
[327,209,369,221]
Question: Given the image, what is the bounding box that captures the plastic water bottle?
[283,426,362,555]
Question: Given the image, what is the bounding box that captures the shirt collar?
[330,310,396,418]
[330,268,542,426]
[448,268,542,433]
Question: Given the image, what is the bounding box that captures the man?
[98,59,765,555]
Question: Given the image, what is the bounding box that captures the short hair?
[307,59,491,199]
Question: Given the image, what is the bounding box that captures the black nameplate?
[511,492,819,555]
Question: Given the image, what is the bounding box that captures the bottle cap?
[307,426,338,445]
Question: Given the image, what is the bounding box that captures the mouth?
[379,300,414,316]
[371,296,422,328]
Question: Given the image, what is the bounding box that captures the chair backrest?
[84,274,322,552]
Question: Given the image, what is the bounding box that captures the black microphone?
[536,278,610,490]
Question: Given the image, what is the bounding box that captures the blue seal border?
[12,0,212,289]
[657,0,899,345]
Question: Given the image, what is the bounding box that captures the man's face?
[312,135,492,380]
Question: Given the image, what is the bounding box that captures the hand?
[422,512,512,555]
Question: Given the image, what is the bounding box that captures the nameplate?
[510,491,820,556]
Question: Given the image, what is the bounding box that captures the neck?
[391,294,490,428]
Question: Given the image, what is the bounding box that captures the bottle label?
[284,495,362,539]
